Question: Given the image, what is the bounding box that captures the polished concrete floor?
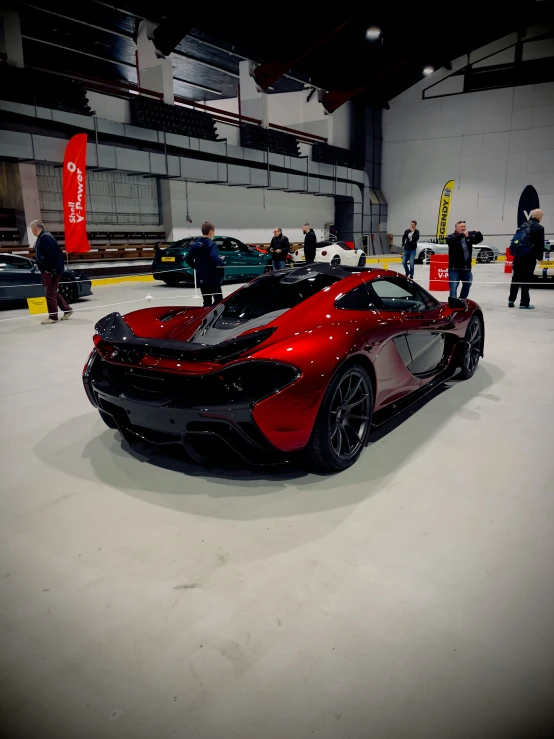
[1,263,554,739]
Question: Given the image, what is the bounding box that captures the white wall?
[382,33,554,248]
[164,180,334,244]
[86,91,131,123]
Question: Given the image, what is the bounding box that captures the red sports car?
[83,264,484,471]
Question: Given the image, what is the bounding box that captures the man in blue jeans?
[401,220,419,278]
[446,220,483,301]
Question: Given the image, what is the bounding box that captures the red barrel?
[504,247,513,274]
[429,254,449,291]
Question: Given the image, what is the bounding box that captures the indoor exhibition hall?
[1,3,554,738]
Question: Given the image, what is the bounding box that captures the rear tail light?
[322,250,327,256]
[295,251,298,256]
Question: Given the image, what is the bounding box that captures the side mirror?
[448,297,466,311]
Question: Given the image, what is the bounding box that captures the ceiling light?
[423,65,434,76]
[366,27,382,41]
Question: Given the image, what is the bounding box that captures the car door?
[0,254,42,301]
[214,237,233,281]
[226,238,254,279]
[369,277,454,381]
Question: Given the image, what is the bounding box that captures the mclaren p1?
[83,264,484,471]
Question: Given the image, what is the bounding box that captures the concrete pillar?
[136,20,174,104]
[19,163,41,245]
[239,60,268,128]
[0,11,24,67]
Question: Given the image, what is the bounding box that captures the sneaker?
[61,311,74,321]
[520,305,535,309]
[508,301,515,308]
[41,318,57,325]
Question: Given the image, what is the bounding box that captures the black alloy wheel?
[305,363,373,471]
[460,316,482,379]
[419,248,435,263]
[59,280,78,302]
[331,255,341,266]
[358,254,367,267]
[477,248,494,263]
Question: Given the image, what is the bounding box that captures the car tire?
[477,248,494,263]
[419,248,435,264]
[459,316,483,380]
[358,254,367,267]
[59,280,78,303]
[162,276,180,286]
[331,256,341,266]
[304,362,373,472]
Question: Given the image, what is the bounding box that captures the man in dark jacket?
[268,227,290,271]
[508,209,545,309]
[185,221,224,307]
[446,220,483,300]
[401,220,419,279]
[31,219,72,324]
[302,223,317,264]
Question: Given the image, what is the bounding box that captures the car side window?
[215,238,230,252]
[228,239,242,252]
[336,283,383,311]
[0,255,31,270]
[369,278,436,311]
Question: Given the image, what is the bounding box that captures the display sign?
[63,133,90,253]
[428,254,449,291]
[436,180,455,243]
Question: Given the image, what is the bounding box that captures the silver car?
[413,241,500,264]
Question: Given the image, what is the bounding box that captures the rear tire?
[304,362,373,471]
[477,248,494,263]
[419,248,435,264]
[59,281,78,303]
[459,316,482,379]
[162,276,180,286]
[331,256,341,266]
[358,254,367,267]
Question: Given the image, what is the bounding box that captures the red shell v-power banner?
[63,133,90,253]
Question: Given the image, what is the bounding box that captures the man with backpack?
[185,222,224,307]
[508,209,545,309]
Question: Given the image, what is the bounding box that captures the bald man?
[509,208,545,309]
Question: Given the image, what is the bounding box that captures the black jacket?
[446,230,483,270]
[185,237,224,286]
[268,234,290,260]
[303,229,317,260]
[402,228,420,251]
[35,229,65,275]
[516,218,545,262]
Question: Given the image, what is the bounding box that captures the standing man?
[401,220,419,279]
[446,220,483,301]
[302,223,317,265]
[268,227,290,271]
[31,219,72,324]
[186,221,224,307]
[508,208,545,309]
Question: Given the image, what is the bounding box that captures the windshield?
[215,272,340,323]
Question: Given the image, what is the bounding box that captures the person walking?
[302,223,317,265]
[185,221,224,307]
[268,227,290,271]
[508,208,545,309]
[401,220,419,279]
[30,219,73,324]
[446,220,483,301]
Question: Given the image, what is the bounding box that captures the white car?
[292,240,367,268]
[414,241,500,264]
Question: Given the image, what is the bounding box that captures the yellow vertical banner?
[436,180,455,243]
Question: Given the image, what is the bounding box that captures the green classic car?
[153,236,273,286]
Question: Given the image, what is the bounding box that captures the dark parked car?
[0,253,92,303]
[153,235,273,286]
[84,263,484,472]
